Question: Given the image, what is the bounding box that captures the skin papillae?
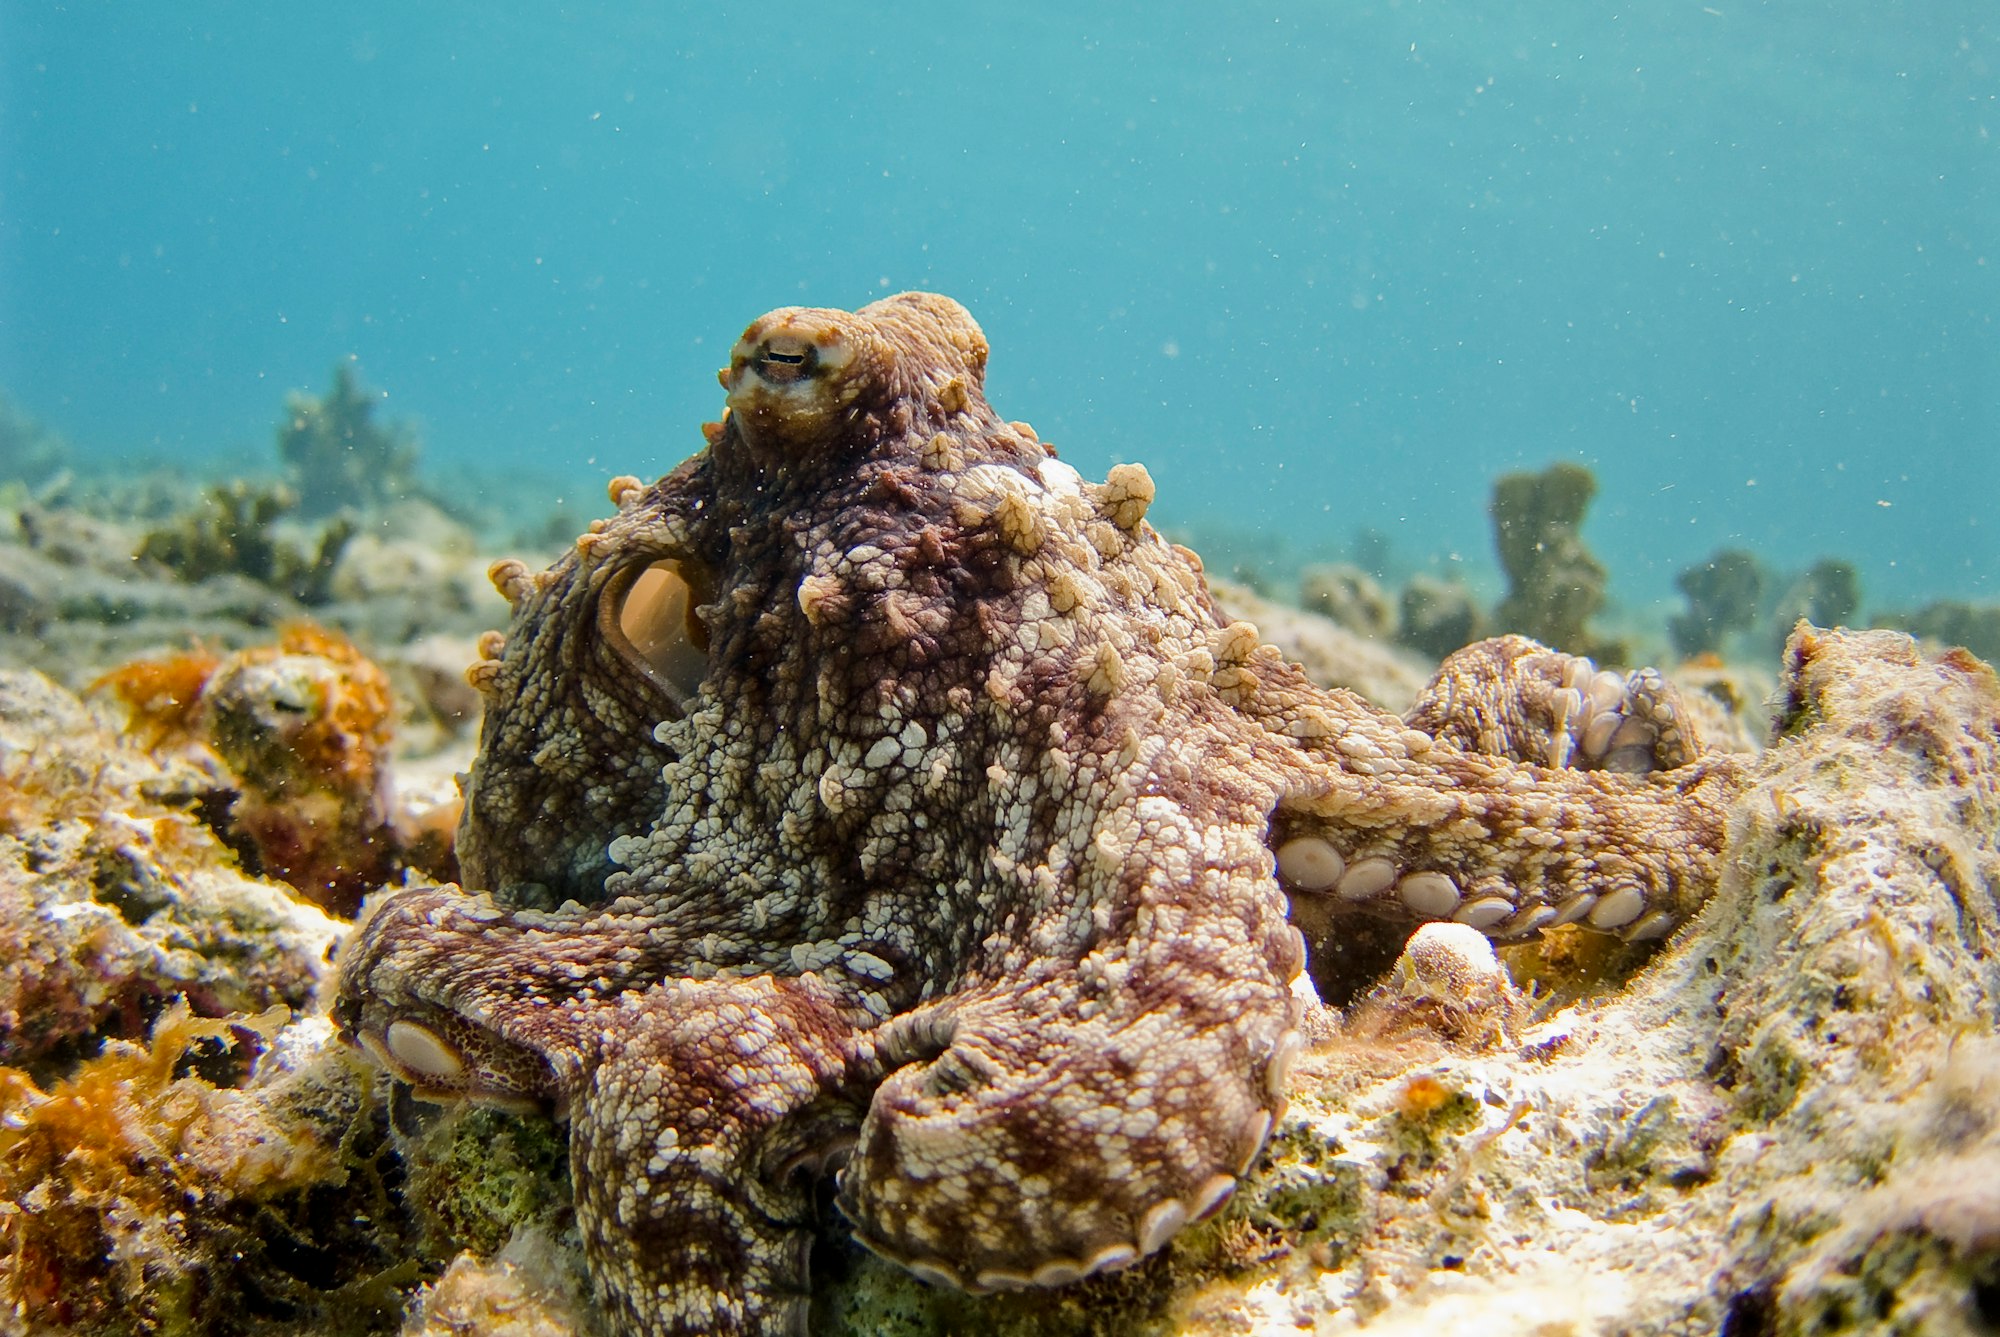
[331,292,1744,1337]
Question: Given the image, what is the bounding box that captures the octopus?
[331,292,1745,1336]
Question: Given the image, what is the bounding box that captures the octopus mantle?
[333,293,1741,1336]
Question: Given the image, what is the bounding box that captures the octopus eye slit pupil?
[755,344,819,383]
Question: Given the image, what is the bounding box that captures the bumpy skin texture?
[332,293,1745,1336]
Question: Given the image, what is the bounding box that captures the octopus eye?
[598,558,710,712]
[753,338,819,385]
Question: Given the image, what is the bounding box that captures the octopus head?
[719,291,992,467]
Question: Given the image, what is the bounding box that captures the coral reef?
[0,484,507,694]
[399,1237,594,1337]
[1288,563,1488,668]
[1489,461,1624,663]
[1209,577,1433,711]
[0,368,518,693]
[0,302,1991,1337]
[0,649,504,1334]
[0,659,434,1332]
[1656,653,1774,757]
[0,515,1985,1337]
[397,1105,571,1262]
[1275,462,1631,670]
[2,1006,320,1326]
[2,501,297,662]
[1673,549,1865,660]
[1771,557,1861,645]
[278,364,422,518]
[196,626,404,913]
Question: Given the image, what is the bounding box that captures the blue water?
[3,3,1994,611]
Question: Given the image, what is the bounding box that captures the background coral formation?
[1488,461,1625,664]
[94,626,455,915]
[1669,547,1767,657]
[1880,598,2000,667]
[278,364,422,518]
[1671,547,1863,659]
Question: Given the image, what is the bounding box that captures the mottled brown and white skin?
[331,292,1746,1336]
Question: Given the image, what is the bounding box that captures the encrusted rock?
[0,670,341,1067]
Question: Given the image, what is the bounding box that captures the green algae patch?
[401,1104,573,1262]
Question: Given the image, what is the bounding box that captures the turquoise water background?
[3,3,1993,610]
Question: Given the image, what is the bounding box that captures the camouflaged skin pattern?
[332,292,1743,1336]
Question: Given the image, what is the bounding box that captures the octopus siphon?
[332,292,1743,1336]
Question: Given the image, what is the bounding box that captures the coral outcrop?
[0,493,508,689]
[1489,461,1624,663]
[0,646,515,1334]
[0,1008,355,1331]
[399,1239,593,1337]
[1299,564,1397,641]
[1395,573,1486,661]
[0,670,341,1070]
[1286,563,1487,668]
[1673,549,1865,660]
[278,364,422,518]
[1209,578,1434,712]
[94,626,449,915]
[1280,461,1627,669]
[1670,547,1768,658]
[0,664,421,1332]
[1769,557,1860,649]
[196,627,404,912]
